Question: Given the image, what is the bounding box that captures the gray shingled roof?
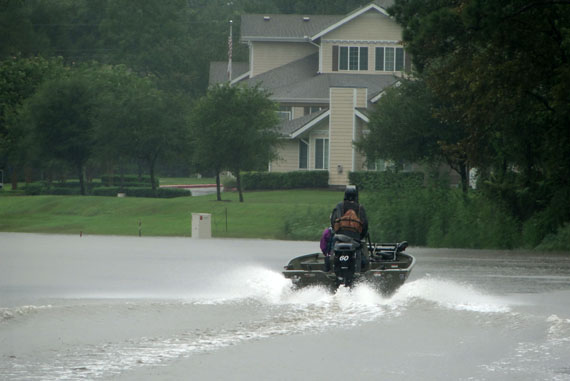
[209,61,250,85]
[241,1,395,41]
[245,53,399,103]
[279,108,329,136]
[241,14,343,41]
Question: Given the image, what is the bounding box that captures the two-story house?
[209,0,409,186]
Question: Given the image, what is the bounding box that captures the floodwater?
[1,233,570,381]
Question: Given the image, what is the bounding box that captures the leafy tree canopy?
[190,83,280,201]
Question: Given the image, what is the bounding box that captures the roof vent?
[263,16,271,21]
[303,16,310,21]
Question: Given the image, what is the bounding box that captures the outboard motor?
[332,234,360,288]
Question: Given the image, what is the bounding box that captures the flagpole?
[228,19,233,82]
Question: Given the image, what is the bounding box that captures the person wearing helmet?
[330,185,369,272]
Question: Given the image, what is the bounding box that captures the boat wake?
[0,266,518,381]
[185,266,513,314]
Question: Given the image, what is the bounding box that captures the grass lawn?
[0,189,340,239]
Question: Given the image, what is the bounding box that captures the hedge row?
[349,171,424,190]
[242,171,329,190]
[24,184,82,195]
[100,175,159,187]
[92,187,190,198]
[23,184,190,198]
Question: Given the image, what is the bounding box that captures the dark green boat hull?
[283,249,415,296]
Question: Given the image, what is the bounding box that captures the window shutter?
[375,47,384,71]
[359,47,368,70]
[332,45,339,71]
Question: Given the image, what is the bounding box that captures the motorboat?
[283,237,415,295]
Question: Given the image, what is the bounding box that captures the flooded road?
[1,233,570,380]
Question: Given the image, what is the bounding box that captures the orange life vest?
[333,205,363,234]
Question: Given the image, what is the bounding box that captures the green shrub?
[221,175,236,190]
[45,187,81,195]
[242,171,328,190]
[92,186,190,198]
[100,175,159,188]
[282,206,331,240]
[362,183,521,249]
[24,184,45,195]
[363,182,440,245]
[349,170,424,191]
[535,223,570,251]
[426,192,521,249]
[92,187,121,197]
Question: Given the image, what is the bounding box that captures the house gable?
[320,9,401,42]
[311,4,391,40]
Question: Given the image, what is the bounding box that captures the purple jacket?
[320,227,333,255]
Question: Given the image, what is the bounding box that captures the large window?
[339,46,368,71]
[299,140,308,169]
[315,138,329,169]
[375,47,404,71]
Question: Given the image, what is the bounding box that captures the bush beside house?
[242,171,329,190]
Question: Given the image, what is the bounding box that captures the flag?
[227,20,233,81]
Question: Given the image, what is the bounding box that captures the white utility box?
[192,213,211,238]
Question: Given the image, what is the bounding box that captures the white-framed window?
[315,138,329,169]
[339,46,368,71]
[277,106,292,121]
[375,47,404,71]
[299,140,308,169]
[304,106,324,115]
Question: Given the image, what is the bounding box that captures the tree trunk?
[77,164,86,195]
[236,170,244,202]
[149,157,157,195]
[215,171,222,201]
[119,161,125,191]
[11,167,18,190]
[459,162,468,195]
[24,166,32,184]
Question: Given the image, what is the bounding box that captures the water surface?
[1,233,569,380]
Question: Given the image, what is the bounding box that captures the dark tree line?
[0,0,299,195]
[359,0,570,245]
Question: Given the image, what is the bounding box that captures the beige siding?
[292,106,305,119]
[320,11,404,74]
[329,88,356,185]
[251,42,317,77]
[271,140,299,172]
[326,11,402,41]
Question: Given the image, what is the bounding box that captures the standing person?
[330,185,368,272]
[320,226,334,272]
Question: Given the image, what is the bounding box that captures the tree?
[389,0,570,227]
[92,65,189,193]
[190,83,280,202]
[0,56,65,188]
[22,69,97,195]
[358,79,470,192]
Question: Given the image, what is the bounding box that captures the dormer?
[309,4,408,74]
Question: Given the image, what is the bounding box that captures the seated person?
[330,185,368,272]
